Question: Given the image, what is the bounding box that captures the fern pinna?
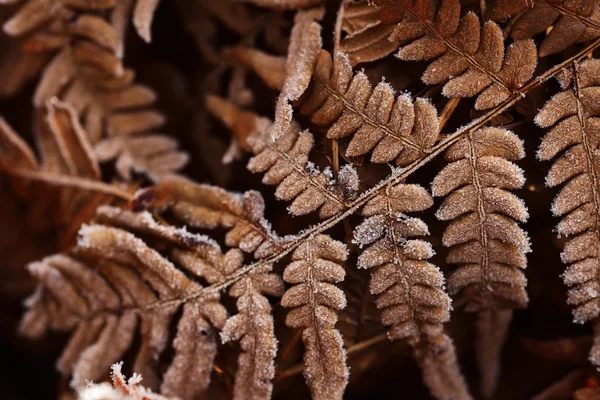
[6,0,600,399]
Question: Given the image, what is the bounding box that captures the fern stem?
[5,168,133,201]
[438,98,461,133]
[274,332,388,382]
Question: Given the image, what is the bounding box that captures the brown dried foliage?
[536,58,600,369]
[5,1,600,400]
[375,0,538,110]
[487,0,600,57]
[353,183,469,399]
[432,126,529,397]
[3,0,187,182]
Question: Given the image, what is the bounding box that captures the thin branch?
[438,98,461,132]
[4,168,133,201]
[275,332,389,382]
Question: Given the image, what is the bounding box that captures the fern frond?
[488,0,600,57]
[21,207,239,397]
[221,262,284,400]
[281,234,349,400]
[207,95,359,219]
[0,98,118,245]
[271,8,323,138]
[36,48,185,181]
[374,0,537,110]
[2,0,185,181]
[3,0,159,44]
[299,51,440,165]
[431,126,530,396]
[129,180,283,258]
[353,183,470,400]
[535,58,600,368]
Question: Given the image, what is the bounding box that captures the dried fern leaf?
[353,183,471,400]
[431,126,529,396]
[271,9,323,139]
[130,180,282,258]
[2,0,115,37]
[221,259,284,400]
[0,32,50,98]
[3,0,157,44]
[2,0,187,181]
[0,98,117,246]
[489,0,600,57]
[299,50,440,165]
[224,46,287,91]
[338,0,400,66]
[374,0,537,110]
[133,0,160,42]
[207,95,359,219]
[535,58,600,368]
[34,48,184,181]
[86,203,285,397]
[20,208,241,398]
[220,47,440,164]
[281,234,349,400]
[247,120,358,218]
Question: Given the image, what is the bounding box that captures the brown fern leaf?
[129,180,283,259]
[218,47,440,165]
[3,0,158,45]
[535,58,600,368]
[89,201,284,399]
[0,98,98,180]
[374,0,537,110]
[35,49,185,181]
[2,0,114,37]
[133,0,161,42]
[338,0,401,66]
[0,98,119,248]
[207,95,359,219]
[2,0,187,181]
[271,8,323,139]
[220,258,285,400]
[431,127,530,396]
[488,0,600,57]
[224,46,287,91]
[20,207,239,398]
[98,205,284,399]
[0,26,50,98]
[353,183,471,400]
[298,51,440,165]
[281,234,349,400]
